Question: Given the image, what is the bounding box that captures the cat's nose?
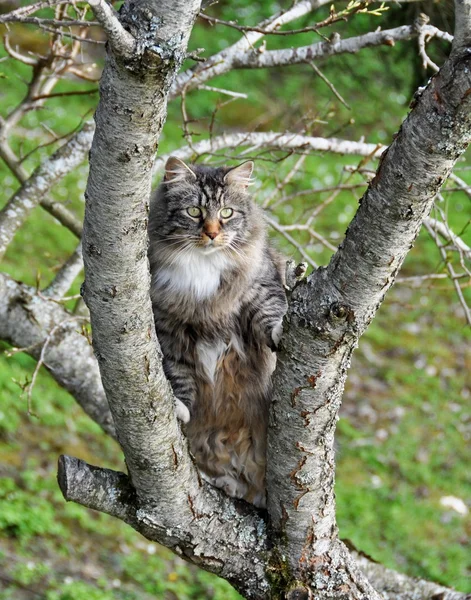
[205,231,219,240]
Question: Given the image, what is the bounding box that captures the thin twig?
[197,85,248,99]
[307,61,351,109]
[266,216,318,268]
[25,315,89,415]
[424,221,471,326]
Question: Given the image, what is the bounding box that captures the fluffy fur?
[148,158,287,506]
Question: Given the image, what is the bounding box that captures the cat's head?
[150,157,263,256]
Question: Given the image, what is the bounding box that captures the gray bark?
[231,25,452,70]
[81,0,203,515]
[58,455,271,599]
[265,2,471,595]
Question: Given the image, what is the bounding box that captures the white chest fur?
[154,249,231,300]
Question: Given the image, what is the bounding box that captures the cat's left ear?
[224,161,254,188]
[164,157,197,182]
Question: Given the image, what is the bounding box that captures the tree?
[0,0,469,598]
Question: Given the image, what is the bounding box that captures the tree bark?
[53,0,471,598]
[265,2,471,595]
[81,0,202,509]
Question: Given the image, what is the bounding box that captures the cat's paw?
[214,475,248,500]
[252,492,267,509]
[175,398,190,424]
[271,320,283,349]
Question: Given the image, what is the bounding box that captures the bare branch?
[266,8,471,593]
[40,195,83,237]
[424,221,471,325]
[266,215,318,269]
[57,454,271,598]
[396,273,467,284]
[425,217,471,257]
[43,242,83,298]
[307,60,351,108]
[448,171,471,200]
[0,123,93,260]
[415,13,440,72]
[154,132,385,172]
[0,274,114,437]
[88,0,135,56]
[198,0,413,38]
[0,0,64,25]
[232,24,452,70]
[3,34,38,66]
[25,315,89,416]
[352,551,469,600]
[197,84,248,99]
[171,0,332,98]
[1,16,99,27]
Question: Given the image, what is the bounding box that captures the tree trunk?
[56,0,471,598]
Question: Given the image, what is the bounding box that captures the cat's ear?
[224,161,254,188]
[164,157,196,183]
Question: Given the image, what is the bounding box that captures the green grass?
[1,1,470,597]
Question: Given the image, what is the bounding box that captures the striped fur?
[148,158,287,506]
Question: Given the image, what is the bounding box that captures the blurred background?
[0,0,469,598]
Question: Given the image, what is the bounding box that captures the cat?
[148,157,287,507]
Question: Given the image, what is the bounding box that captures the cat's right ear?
[164,157,196,183]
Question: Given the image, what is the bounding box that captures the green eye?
[187,207,202,218]
[220,208,234,219]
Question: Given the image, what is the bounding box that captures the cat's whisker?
[168,245,195,266]
[163,242,196,268]
[226,246,246,262]
[227,241,252,261]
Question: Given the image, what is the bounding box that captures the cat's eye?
[187,207,202,218]
[219,208,234,219]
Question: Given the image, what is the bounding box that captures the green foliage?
[0,477,67,540]
[46,582,116,600]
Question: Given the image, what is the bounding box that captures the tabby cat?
[148,157,287,507]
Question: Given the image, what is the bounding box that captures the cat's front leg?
[175,398,191,424]
[247,286,287,351]
[162,357,197,424]
[271,318,284,349]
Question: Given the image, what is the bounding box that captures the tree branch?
[58,454,469,600]
[452,0,471,52]
[154,132,384,171]
[0,273,114,437]
[57,454,271,599]
[353,552,470,600]
[171,0,331,98]
[0,0,63,24]
[266,1,471,595]
[43,242,84,298]
[233,25,452,70]
[0,123,93,260]
[88,0,135,57]
[81,0,204,513]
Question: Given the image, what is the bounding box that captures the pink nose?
[205,231,218,240]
